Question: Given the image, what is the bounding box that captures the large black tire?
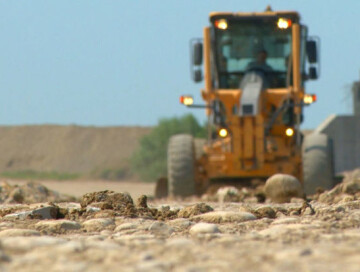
[154,177,168,198]
[167,134,196,197]
[194,138,206,160]
[302,133,334,195]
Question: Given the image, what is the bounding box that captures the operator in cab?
[246,49,273,74]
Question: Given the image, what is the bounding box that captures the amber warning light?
[277,18,292,29]
[303,94,317,105]
[180,95,194,106]
[215,19,228,30]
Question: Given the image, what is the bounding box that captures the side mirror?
[192,42,203,66]
[308,67,318,80]
[192,69,202,82]
[190,39,203,82]
[306,40,317,63]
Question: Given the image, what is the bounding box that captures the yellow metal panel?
[243,117,254,159]
[231,116,242,168]
[206,153,301,180]
[216,90,241,115]
[292,24,301,103]
[203,27,212,116]
[255,115,264,168]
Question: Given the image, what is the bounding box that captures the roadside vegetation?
[131,114,206,182]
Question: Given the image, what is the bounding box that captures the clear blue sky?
[0,0,358,129]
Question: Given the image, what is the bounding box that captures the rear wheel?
[302,133,334,195]
[154,177,168,198]
[167,134,196,197]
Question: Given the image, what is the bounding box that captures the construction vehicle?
[158,7,337,198]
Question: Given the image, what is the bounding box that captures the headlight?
[219,128,228,138]
[285,128,294,137]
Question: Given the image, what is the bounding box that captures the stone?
[3,205,58,220]
[86,206,101,212]
[148,222,174,237]
[254,206,276,219]
[4,211,32,220]
[83,218,115,232]
[189,223,220,235]
[168,218,193,230]
[216,186,240,202]
[0,229,41,237]
[192,211,256,223]
[178,203,213,218]
[264,174,304,203]
[32,206,58,219]
[114,223,138,232]
[35,220,81,233]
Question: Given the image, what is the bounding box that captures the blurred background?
[0,0,358,129]
[0,0,359,185]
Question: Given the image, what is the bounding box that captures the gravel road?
[0,173,359,272]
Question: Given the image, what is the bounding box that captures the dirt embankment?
[0,125,151,175]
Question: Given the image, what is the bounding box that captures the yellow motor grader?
[160,7,334,198]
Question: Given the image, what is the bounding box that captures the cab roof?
[209,10,300,24]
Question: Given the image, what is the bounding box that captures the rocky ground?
[0,170,359,271]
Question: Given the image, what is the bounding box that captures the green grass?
[1,170,80,181]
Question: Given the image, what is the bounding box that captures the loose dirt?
[0,170,359,271]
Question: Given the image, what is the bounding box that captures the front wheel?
[167,134,196,197]
[302,133,334,195]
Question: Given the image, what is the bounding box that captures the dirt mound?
[0,181,75,204]
[0,125,151,175]
[313,168,360,204]
[75,191,212,221]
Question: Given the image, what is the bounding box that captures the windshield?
[213,20,294,88]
